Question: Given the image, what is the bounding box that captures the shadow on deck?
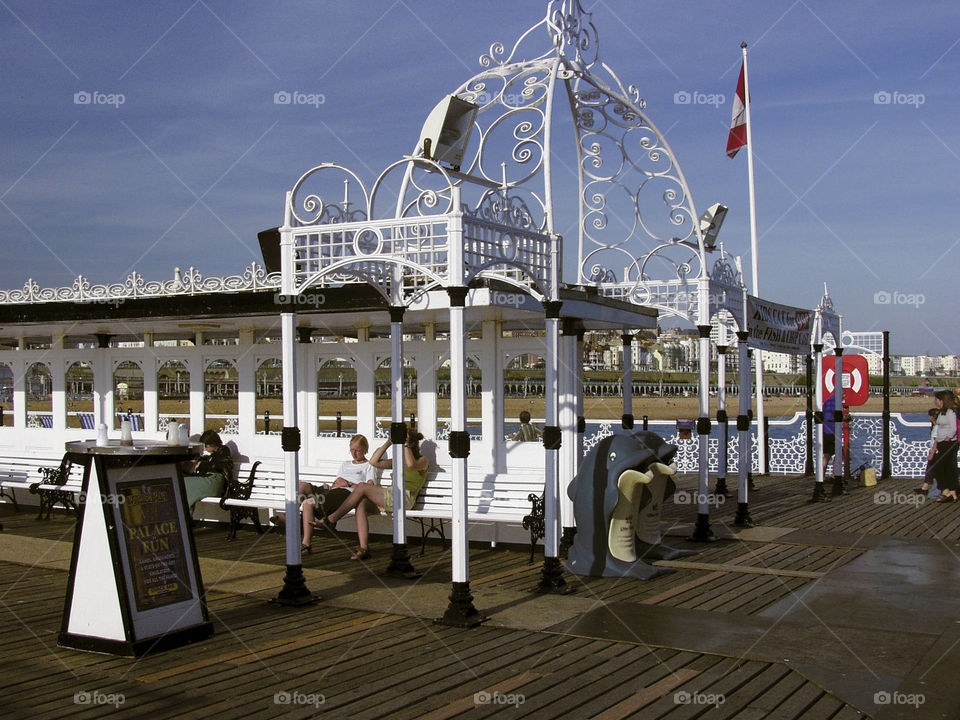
[1,473,958,719]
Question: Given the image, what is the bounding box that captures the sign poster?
[747,296,813,354]
[116,478,192,612]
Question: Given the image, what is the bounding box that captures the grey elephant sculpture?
[566,430,695,579]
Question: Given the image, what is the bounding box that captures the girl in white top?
[273,434,380,552]
[930,391,959,503]
[320,429,429,560]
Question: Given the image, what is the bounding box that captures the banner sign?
[117,478,193,612]
[746,296,813,353]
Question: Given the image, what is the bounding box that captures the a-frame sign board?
[58,441,213,657]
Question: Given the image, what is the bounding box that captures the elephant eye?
[609,452,616,462]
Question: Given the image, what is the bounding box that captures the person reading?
[317,429,428,560]
[272,434,381,553]
[183,430,234,513]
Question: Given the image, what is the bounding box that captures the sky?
[1,0,958,357]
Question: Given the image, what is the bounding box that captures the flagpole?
[741,41,766,474]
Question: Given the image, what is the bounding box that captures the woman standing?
[930,391,958,503]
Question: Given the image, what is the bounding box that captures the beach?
[41,393,938,432]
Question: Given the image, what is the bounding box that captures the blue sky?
[1,1,958,356]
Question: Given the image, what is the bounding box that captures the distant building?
[577,328,958,378]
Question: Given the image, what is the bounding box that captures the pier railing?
[581,412,936,478]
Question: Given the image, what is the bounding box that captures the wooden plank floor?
[4,471,947,719]
[0,564,859,719]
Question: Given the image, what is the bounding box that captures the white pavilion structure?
[0,1,846,625]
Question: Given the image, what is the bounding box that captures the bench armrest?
[220,460,261,509]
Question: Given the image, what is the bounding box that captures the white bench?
[406,470,545,556]
[0,455,88,519]
[206,460,545,554]
[201,460,341,540]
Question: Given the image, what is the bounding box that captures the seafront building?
[579,326,958,377]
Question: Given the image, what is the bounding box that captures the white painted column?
[832,349,845,494]
[273,191,313,605]
[716,330,729,495]
[296,328,312,466]
[52,355,67,433]
[95,341,115,431]
[536,300,567,593]
[389,308,407,545]
[575,332,585,465]
[814,341,825,490]
[382,307,420,578]
[737,331,752,508]
[304,344,319,458]
[450,297,469,578]
[558,327,577,532]
[621,333,634,430]
[436,193,481,625]
[280,311,304,566]
[50,337,66,431]
[691,277,715,541]
[188,352,204,437]
[12,357,26,431]
[416,334,438,446]
[480,320,499,472]
[142,334,158,436]
[237,330,256,438]
[355,343,376,443]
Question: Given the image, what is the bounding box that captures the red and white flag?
[726,61,747,158]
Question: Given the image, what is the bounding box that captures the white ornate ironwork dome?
[438,0,710,306]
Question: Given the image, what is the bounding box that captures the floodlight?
[257,227,281,273]
[418,95,478,171]
[699,203,728,251]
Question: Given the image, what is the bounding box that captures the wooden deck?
[1,473,958,719]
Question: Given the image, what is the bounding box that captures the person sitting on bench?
[512,410,542,442]
[183,430,234,514]
[272,434,381,553]
[318,429,428,561]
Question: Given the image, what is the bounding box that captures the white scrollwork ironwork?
[444,0,707,308]
[0,263,280,306]
[218,417,240,437]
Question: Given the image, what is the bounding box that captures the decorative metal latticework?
[581,413,941,478]
[0,264,280,306]
[437,0,710,322]
[708,247,747,331]
[284,160,559,305]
